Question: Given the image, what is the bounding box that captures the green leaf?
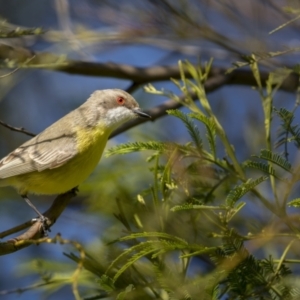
[106,141,195,158]
[210,284,220,300]
[106,141,169,156]
[105,241,158,278]
[116,284,135,300]
[98,275,116,292]
[275,107,300,148]
[189,113,217,158]
[226,176,268,206]
[180,247,217,258]
[0,19,44,38]
[167,109,202,150]
[118,232,188,245]
[254,149,292,172]
[244,160,276,176]
[275,107,294,127]
[112,246,157,282]
[107,239,192,283]
[106,232,189,280]
[171,203,227,212]
[287,198,300,207]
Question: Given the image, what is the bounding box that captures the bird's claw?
[32,216,51,237]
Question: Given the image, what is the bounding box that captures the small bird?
[0,89,150,225]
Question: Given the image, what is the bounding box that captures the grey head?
[82,89,150,131]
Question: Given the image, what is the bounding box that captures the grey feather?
[0,112,78,178]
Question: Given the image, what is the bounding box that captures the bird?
[0,89,150,228]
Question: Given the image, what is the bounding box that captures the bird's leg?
[21,195,50,235]
[22,195,43,218]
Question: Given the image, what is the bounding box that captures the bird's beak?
[132,108,151,119]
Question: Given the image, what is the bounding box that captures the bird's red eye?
[116,96,125,105]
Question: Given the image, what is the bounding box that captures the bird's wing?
[0,130,78,178]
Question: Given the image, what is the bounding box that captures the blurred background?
[0,1,299,299]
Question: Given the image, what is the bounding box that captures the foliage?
[2,3,300,299]
[0,18,44,38]
[29,59,300,300]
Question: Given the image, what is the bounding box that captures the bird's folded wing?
[0,133,77,178]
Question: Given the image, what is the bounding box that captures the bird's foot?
[32,216,51,237]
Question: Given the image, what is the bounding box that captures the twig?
[0,120,35,137]
[0,234,85,299]
[0,189,77,255]
[0,67,20,78]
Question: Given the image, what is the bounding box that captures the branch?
[0,57,297,139]
[0,44,298,91]
[0,120,35,137]
[111,71,231,137]
[0,189,76,255]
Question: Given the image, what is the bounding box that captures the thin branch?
[126,81,141,94]
[0,67,20,78]
[0,189,77,255]
[0,234,85,299]
[0,279,69,296]
[0,120,35,137]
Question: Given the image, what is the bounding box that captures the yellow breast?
[9,124,110,195]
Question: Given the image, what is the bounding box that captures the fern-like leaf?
[106,141,169,156]
[106,141,193,157]
[117,232,188,245]
[151,239,193,258]
[254,149,292,172]
[189,113,217,158]
[276,107,294,124]
[113,246,158,282]
[167,109,203,150]
[109,239,192,282]
[244,160,276,176]
[226,176,268,207]
[105,241,157,277]
[171,203,226,212]
[275,107,300,148]
[98,275,116,292]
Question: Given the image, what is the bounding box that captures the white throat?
[103,106,135,131]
